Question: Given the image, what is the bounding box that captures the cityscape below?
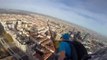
[0,9,107,60]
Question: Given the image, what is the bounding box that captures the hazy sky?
[0,0,107,36]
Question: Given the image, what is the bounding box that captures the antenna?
[47,19,56,52]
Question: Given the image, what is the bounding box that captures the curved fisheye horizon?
[0,8,107,38]
[0,0,107,37]
[1,0,107,60]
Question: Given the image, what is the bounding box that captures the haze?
[0,0,107,37]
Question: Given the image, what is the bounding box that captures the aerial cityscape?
[0,0,107,60]
[0,9,107,60]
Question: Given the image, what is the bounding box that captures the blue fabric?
[61,33,70,40]
[59,42,72,58]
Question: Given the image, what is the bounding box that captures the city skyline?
[0,0,107,36]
